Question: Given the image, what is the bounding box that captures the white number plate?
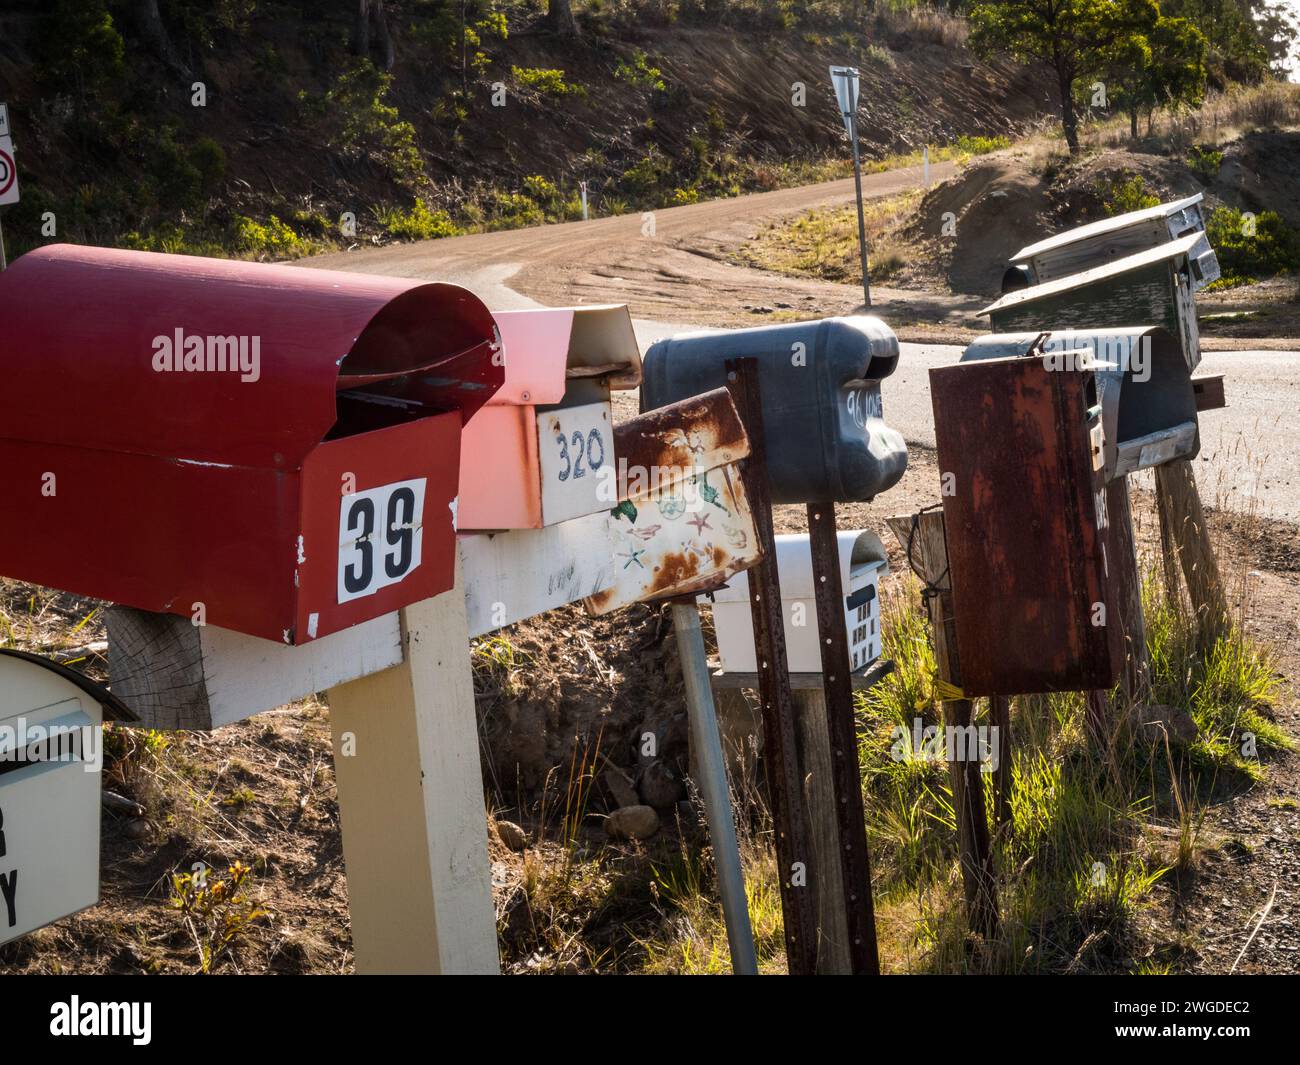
[338,477,426,603]
[538,402,614,526]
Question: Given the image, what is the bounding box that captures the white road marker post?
[580,180,589,221]
[327,560,499,974]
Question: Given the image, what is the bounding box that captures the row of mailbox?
[0,244,908,648]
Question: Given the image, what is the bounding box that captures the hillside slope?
[0,2,1044,258]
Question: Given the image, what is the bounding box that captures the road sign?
[0,104,9,138]
[829,66,860,136]
[0,135,18,206]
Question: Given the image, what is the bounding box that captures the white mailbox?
[0,649,135,945]
[709,530,888,674]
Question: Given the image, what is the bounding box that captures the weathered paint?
[457,305,641,531]
[583,389,760,614]
[0,245,502,643]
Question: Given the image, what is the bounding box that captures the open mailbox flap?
[489,304,641,406]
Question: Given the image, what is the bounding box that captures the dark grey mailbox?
[641,317,907,503]
[981,232,1204,372]
[961,326,1199,480]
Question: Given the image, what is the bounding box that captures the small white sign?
[538,401,615,526]
[0,104,10,138]
[829,66,860,136]
[0,135,18,207]
[338,477,427,603]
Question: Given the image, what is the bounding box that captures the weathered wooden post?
[1155,458,1230,651]
[326,565,499,975]
[886,510,999,940]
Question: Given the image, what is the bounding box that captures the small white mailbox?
[709,530,888,674]
[0,649,135,945]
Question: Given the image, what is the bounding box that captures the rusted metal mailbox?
[456,305,641,531]
[0,244,503,644]
[712,530,888,674]
[982,233,1205,371]
[640,317,907,503]
[1004,192,1218,292]
[930,356,1124,696]
[961,327,1200,480]
[584,389,761,614]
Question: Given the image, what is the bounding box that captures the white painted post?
[580,180,589,221]
[327,561,499,974]
[923,145,930,188]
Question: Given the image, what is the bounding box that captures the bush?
[1206,206,1300,285]
[512,67,585,96]
[376,201,461,241]
[1187,145,1223,184]
[613,50,667,91]
[1102,173,1160,216]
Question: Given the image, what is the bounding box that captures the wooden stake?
[887,510,999,940]
[326,564,499,975]
[1154,458,1229,650]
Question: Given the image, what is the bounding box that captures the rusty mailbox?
[583,388,761,614]
[456,305,641,531]
[961,327,1200,480]
[0,244,503,644]
[930,355,1124,696]
[640,317,907,503]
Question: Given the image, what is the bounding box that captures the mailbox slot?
[0,244,503,644]
[641,317,906,504]
[711,530,888,674]
[961,327,1200,480]
[456,305,641,531]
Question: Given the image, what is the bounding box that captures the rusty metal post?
[806,501,880,975]
[726,357,819,975]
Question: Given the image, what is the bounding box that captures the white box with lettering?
[709,530,888,675]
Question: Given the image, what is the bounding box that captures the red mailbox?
[0,244,503,644]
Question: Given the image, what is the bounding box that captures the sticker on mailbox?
[338,478,426,604]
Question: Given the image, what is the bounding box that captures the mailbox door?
[297,411,462,643]
[930,357,1123,696]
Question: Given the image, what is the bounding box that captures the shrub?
[1206,206,1300,285]
[376,201,461,241]
[1187,145,1223,184]
[614,50,667,91]
[512,67,585,96]
[1102,173,1160,216]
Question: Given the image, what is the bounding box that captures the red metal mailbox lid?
[0,244,502,469]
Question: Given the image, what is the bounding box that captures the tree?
[546,0,578,36]
[1098,9,1207,137]
[970,0,1159,152]
[352,0,396,72]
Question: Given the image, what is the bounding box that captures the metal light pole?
[829,66,871,309]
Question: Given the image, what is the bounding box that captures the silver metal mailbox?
[961,326,1200,480]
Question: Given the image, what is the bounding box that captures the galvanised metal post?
[671,600,759,975]
[849,111,871,309]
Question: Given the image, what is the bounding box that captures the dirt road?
[304,164,1300,523]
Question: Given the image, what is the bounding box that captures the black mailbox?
[640,317,907,504]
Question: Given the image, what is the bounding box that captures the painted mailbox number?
[554,427,607,482]
[338,478,427,603]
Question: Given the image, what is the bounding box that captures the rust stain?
[650,550,702,595]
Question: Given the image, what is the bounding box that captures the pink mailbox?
[456,305,641,531]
